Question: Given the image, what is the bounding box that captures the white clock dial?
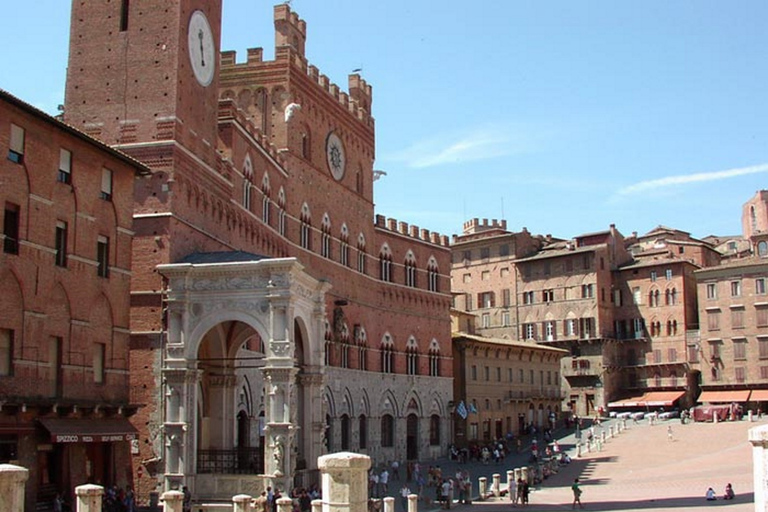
[188,10,215,87]
[326,132,346,181]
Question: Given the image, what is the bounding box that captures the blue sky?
[3,1,767,241]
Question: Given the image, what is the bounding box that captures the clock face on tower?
[188,10,215,87]
[326,132,346,181]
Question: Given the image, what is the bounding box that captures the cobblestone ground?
[384,417,759,512]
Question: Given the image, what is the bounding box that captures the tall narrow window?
[357,235,366,274]
[119,0,130,31]
[97,236,110,278]
[262,175,271,225]
[379,247,393,282]
[404,253,417,287]
[0,329,13,376]
[8,124,24,164]
[321,215,332,259]
[93,342,105,383]
[340,227,350,267]
[3,203,20,255]
[406,338,418,375]
[300,204,312,250]
[55,221,68,267]
[381,334,394,373]
[58,149,72,184]
[100,168,113,201]
[428,340,440,377]
[277,188,286,235]
[358,415,367,450]
[381,415,394,447]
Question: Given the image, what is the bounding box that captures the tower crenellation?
[374,215,448,247]
[274,4,307,57]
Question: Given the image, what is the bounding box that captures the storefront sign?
[53,433,136,443]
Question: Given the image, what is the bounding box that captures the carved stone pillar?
[749,424,768,512]
[163,367,200,492]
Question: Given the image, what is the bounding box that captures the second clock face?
[326,132,346,181]
[188,10,215,87]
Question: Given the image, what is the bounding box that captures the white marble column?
[749,424,768,512]
[76,484,103,512]
[0,464,28,512]
[318,452,371,512]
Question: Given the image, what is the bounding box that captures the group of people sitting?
[705,483,735,501]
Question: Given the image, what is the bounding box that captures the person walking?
[571,479,584,509]
[399,483,411,512]
[667,425,674,441]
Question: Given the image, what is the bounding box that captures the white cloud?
[385,125,536,169]
[615,163,768,197]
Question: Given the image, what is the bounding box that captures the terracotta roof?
[452,332,568,354]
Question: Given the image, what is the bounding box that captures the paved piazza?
[424,419,758,512]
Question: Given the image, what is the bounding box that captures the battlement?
[217,98,287,167]
[462,218,508,235]
[219,4,374,130]
[375,215,449,247]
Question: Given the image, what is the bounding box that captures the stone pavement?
[383,417,759,512]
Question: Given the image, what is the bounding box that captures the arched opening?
[406,414,419,460]
[196,321,266,475]
[340,414,350,451]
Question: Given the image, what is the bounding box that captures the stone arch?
[187,310,270,362]
[379,389,400,418]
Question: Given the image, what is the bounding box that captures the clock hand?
[198,29,205,66]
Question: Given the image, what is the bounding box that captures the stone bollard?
[521,466,529,484]
[513,467,522,484]
[622,418,627,430]
[601,431,606,443]
[407,493,418,512]
[492,473,500,499]
[233,494,253,512]
[312,499,322,512]
[466,481,473,504]
[0,464,29,512]
[750,410,754,422]
[277,497,293,512]
[318,452,371,512]
[609,425,614,438]
[714,412,719,424]
[749,424,768,510]
[76,484,104,512]
[161,490,184,512]
[506,470,514,496]
[576,442,582,458]
[383,496,395,512]
[478,477,487,501]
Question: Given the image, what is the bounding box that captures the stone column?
[163,366,200,491]
[521,466,529,484]
[76,484,103,512]
[383,497,395,512]
[492,473,500,499]
[749,424,768,512]
[506,470,514,496]
[478,477,487,500]
[234,494,253,512]
[0,464,28,512]
[513,467,522,484]
[277,497,293,512]
[311,499,322,512]
[407,493,418,512]
[162,490,184,512]
[318,452,371,512]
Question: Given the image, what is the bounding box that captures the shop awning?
[607,395,647,408]
[640,391,685,407]
[750,390,768,401]
[39,418,137,443]
[697,390,751,403]
[608,391,684,408]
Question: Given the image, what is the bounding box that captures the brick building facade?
[0,89,147,510]
[62,0,452,503]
